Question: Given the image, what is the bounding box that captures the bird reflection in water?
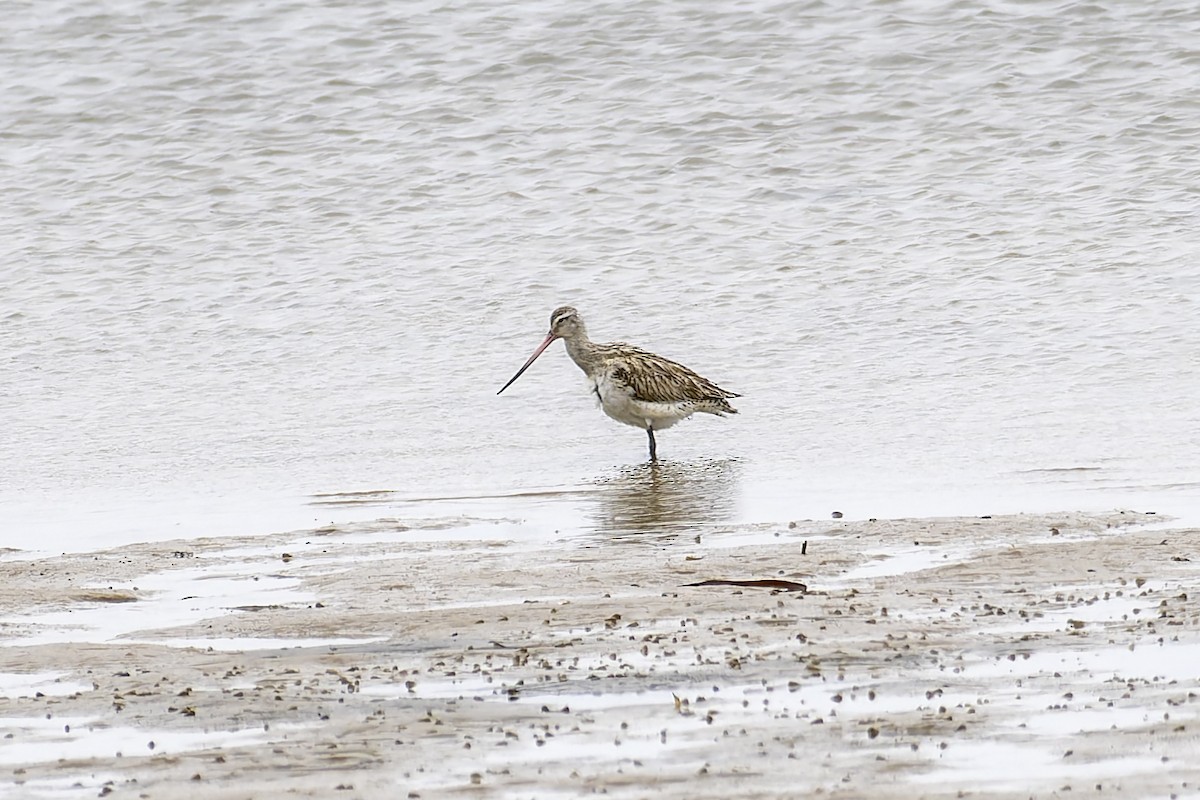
[589,458,740,540]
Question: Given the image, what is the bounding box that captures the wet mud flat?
[1,510,1197,799]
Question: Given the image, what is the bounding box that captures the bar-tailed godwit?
[497,306,739,460]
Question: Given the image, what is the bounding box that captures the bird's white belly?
[588,374,693,431]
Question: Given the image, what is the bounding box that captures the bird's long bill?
[497,332,557,395]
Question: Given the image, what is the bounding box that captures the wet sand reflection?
[588,458,741,539]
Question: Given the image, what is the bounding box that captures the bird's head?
[548,306,585,340]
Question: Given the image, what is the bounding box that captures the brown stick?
[683,578,808,593]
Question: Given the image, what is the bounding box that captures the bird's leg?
[647,427,657,461]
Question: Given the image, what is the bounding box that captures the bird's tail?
[701,397,738,415]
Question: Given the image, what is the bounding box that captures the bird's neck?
[563,332,598,374]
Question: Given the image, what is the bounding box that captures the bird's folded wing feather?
[605,345,739,404]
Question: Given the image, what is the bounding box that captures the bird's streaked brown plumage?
[605,345,739,409]
[497,306,740,460]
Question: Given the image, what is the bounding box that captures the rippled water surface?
[4,0,1200,549]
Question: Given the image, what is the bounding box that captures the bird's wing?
[604,345,739,405]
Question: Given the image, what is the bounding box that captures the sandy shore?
[1,507,1198,799]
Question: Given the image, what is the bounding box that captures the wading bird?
[497,306,740,460]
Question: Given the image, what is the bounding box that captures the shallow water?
[4,0,1200,551]
[0,716,301,767]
